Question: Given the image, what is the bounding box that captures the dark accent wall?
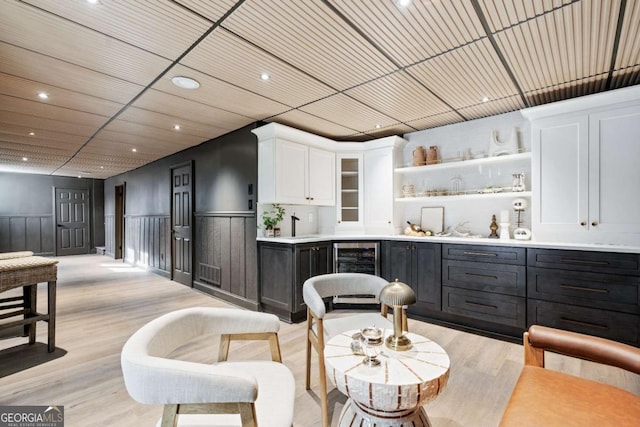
[104,124,259,308]
[0,173,104,255]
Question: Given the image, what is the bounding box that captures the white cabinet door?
[532,115,589,239]
[308,147,335,206]
[275,139,308,204]
[364,147,394,234]
[589,104,640,233]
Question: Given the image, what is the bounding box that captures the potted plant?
[261,204,285,237]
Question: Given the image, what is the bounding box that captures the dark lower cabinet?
[383,241,441,313]
[527,248,640,346]
[441,244,527,337]
[258,241,331,323]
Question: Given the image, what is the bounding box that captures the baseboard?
[193,280,260,311]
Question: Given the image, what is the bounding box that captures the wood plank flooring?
[0,254,638,426]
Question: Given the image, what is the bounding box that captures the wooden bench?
[0,255,59,352]
[500,325,640,426]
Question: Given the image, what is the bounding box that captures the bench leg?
[23,285,37,344]
[48,281,56,352]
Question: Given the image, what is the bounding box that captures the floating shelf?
[395,152,532,174]
[395,191,532,203]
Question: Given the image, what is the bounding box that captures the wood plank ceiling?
[0,0,638,179]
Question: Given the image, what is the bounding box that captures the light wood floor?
[0,255,638,427]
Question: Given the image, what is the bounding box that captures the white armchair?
[303,273,396,427]
[121,307,295,427]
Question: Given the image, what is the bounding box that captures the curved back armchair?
[303,273,398,427]
[121,307,295,427]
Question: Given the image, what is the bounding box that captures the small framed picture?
[421,207,444,233]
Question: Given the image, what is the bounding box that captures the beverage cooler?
[332,242,381,305]
[333,242,380,275]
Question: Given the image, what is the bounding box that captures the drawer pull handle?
[462,251,497,257]
[465,272,498,280]
[560,317,608,329]
[559,284,609,294]
[464,300,497,310]
[559,258,609,266]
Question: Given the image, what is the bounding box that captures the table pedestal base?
[338,399,432,427]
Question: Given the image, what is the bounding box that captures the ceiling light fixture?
[375,124,381,129]
[86,0,100,4]
[132,148,137,152]
[398,0,412,7]
[37,92,48,100]
[482,96,490,103]
[260,73,270,81]
[173,124,181,131]
[28,132,35,136]
[22,157,28,162]
[171,76,200,89]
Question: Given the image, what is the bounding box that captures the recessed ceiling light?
[260,73,270,81]
[28,132,35,136]
[77,175,82,179]
[375,124,381,129]
[132,148,137,152]
[86,0,100,4]
[171,76,200,89]
[22,157,28,162]
[173,124,181,131]
[482,96,490,103]
[398,0,412,7]
[100,166,104,169]
[37,92,48,100]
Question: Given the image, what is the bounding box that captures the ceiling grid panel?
[612,0,640,88]
[22,0,213,60]
[0,1,172,86]
[222,0,398,90]
[180,28,336,108]
[329,0,485,67]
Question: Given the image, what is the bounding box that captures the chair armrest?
[525,325,640,374]
[121,355,259,405]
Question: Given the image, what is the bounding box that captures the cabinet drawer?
[442,287,526,328]
[528,267,639,314]
[528,299,639,346]
[442,244,525,265]
[443,260,525,297]
[528,249,640,275]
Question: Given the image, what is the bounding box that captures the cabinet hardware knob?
[580,221,586,226]
[591,221,598,226]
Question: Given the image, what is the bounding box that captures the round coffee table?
[324,329,450,427]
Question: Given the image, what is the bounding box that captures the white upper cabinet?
[524,85,640,245]
[589,105,640,235]
[308,147,335,206]
[254,123,335,206]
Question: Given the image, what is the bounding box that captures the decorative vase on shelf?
[426,146,439,165]
[412,146,426,166]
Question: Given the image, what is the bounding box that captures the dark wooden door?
[386,241,412,285]
[55,188,90,256]
[414,242,442,311]
[114,184,125,259]
[171,164,193,286]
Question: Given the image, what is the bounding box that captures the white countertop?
[256,234,640,254]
